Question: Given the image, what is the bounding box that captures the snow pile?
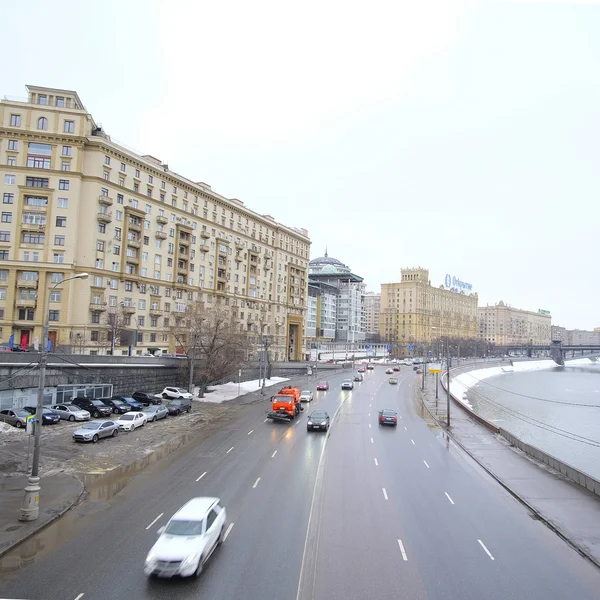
[197,377,290,404]
[564,357,600,366]
[0,422,22,438]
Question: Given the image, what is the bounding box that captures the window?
[53,253,64,264]
[142,251,148,261]
[22,232,45,244]
[90,331,99,342]
[135,169,140,178]
[103,171,109,181]
[8,140,18,151]
[51,272,63,283]
[62,146,72,156]
[133,183,139,193]
[49,310,59,321]
[145,204,151,214]
[26,176,49,188]
[138,316,145,327]
[3,194,14,204]
[120,162,126,172]
[115,210,123,221]
[64,120,75,133]
[91,312,100,324]
[109,279,118,289]
[18,308,35,320]
[56,96,65,107]
[130,199,138,209]
[113,244,120,255]
[143,236,149,246]
[59,180,69,190]
[38,95,47,105]
[112,262,119,272]
[0,231,9,242]
[138,299,146,309]
[98,223,106,234]
[100,187,109,197]
[96,240,105,252]
[27,156,51,169]
[7,157,16,167]
[58,197,68,208]
[38,117,48,130]
[104,155,111,165]
[54,235,65,246]
[114,228,121,240]
[61,161,70,171]
[0,290,5,300]
[147,188,152,198]
[150,332,157,341]
[136,332,144,343]
[117,194,124,204]
[93,275,103,286]
[10,114,21,127]
[1,213,11,223]
[119,177,125,186]
[148,174,153,183]
[161,181,166,190]
[4,175,15,186]
[95,258,103,268]
[56,216,67,227]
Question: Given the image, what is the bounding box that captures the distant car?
[161,387,193,400]
[385,368,394,374]
[389,377,398,384]
[416,369,423,374]
[0,345,12,352]
[117,411,147,431]
[49,404,90,422]
[0,409,30,428]
[132,391,162,406]
[316,381,329,391]
[366,364,374,370]
[22,406,60,425]
[143,404,169,422]
[300,390,313,402]
[73,420,119,443]
[357,367,366,373]
[413,366,419,371]
[101,398,131,414]
[307,410,330,432]
[111,396,145,411]
[341,380,354,390]
[393,367,400,372]
[144,497,227,578]
[166,398,192,415]
[354,373,363,382]
[71,397,113,418]
[379,409,398,426]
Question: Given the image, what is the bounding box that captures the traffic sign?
[429,363,442,373]
[386,345,391,350]
[366,344,371,349]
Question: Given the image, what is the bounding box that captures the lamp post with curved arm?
[20,272,89,521]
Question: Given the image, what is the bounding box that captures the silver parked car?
[142,404,168,422]
[49,404,90,422]
[72,420,119,443]
[0,409,30,428]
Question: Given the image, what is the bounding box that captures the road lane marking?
[253,477,261,488]
[196,471,207,482]
[382,488,388,500]
[74,594,85,600]
[145,513,164,530]
[370,437,374,444]
[397,539,408,561]
[478,539,495,560]
[224,522,234,540]
[227,446,234,454]
[445,492,455,505]
[411,439,415,445]
[248,429,254,435]
[423,460,430,469]
[368,424,372,428]
[404,426,407,431]
[296,419,302,426]
[271,450,277,458]
[264,418,268,422]
[368,413,371,416]
[374,458,379,466]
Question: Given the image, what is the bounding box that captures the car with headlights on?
[72,420,119,443]
[71,397,113,418]
[143,404,168,422]
[101,398,131,414]
[366,364,374,370]
[354,373,363,382]
[300,390,313,402]
[144,497,227,578]
[307,410,330,432]
[0,409,30,428]
[22,406,60,425]
[341,380,354,390]
[49,404,90,422]
[385,368,394,374]
[117,411,147,431]
[357,366,366,373]
[161,387,193,400]
[379,409,398,426]
[316,381,329,391]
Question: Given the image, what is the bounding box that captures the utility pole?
[446,337,451,427]
[188,332,195,395]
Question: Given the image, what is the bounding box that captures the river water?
[460,361,600,480]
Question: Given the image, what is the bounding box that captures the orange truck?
[266,386,304,422]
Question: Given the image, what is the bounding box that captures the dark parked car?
[71,397,113,418]
[379,409,398,426]
[131,391,162,406]
[110,396,144,411]
[23,406,60,425]
[307,410,330,432]
[100,398,131,414]
[165,398,192,416]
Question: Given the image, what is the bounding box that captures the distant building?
[305,280,338,342]
[363,292,381,341]
[553,326,600,345]
[479,302,551,346]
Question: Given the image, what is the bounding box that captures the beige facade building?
[0,86,310,360]
[478,302,551,346]
[380,268,478,354]
[363,292,380,338]
[552,326,600,345]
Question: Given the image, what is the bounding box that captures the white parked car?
[300,390,313,402]
[144,497,227,578]
[117,411,147,431]
[161,387,193,400]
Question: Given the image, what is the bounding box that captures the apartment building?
[380,267,478,353]
[0,86,310,360]
[478,302,551,346]
[305,280,338,342]
[363,292,380,340]
[552,326,600,345]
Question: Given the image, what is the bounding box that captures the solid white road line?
[145,513,164,530]
[478,539,495,560]
[227,446,234,454]
[374,458,379,466]
[370,437,374,444]
[382,488,388,500]
[271,450,277,458]
[411,439,415,445]
[397,539,408,561]
[195,471,207,482]
[224,522,234,540]
[253,477,261,489]
[74,594,85,600]
[423,460,430,469]
[445,492,455,505]
[248,429,254,435]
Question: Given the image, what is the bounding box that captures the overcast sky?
[3,0,599,329]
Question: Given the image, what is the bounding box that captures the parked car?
[49,404,90,422]
[316,381,329,391]
[0,409,30,428]
[132,391,162,406]
[300,390,313,402]
[161,387,193,400]
[71,397,113,418]
[101,398,131,414]
[0,345,12,352]
[111,395,145,411]
[385,368,394,374]
[389,377,398,385]
[117,411,147,431]
[22,406,61,425]
[144,497,227,578]
[354,373,364,382]
[366,364,374,370]
[143,404,169,422]
[341,380,354,390]
[73,420,119,443]
[379,409,398,426]
[166,398,192,416]
[307,410,330,432]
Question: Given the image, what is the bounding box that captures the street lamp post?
[20,272,89,522]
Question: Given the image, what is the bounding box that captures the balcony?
[264,260,272,270]
[155,231,167,240]
[17,279,38,289]
[234,242,244,250]
[217,274,227,283]
[122,305,136,314]
[97,212,112,223]
[127,239,141,249]
[149,308,162,317]
[177,266,188,277]
[200,231,210,239]
[126,256,139,265]
[98,194,113,206]
[16,298,37,308]
[89,302,107,312]
[128,221,142,232]
[22,204,48,212]
[234,254,243,262]
[156,215,168,224]
[199,244,209,253]
[179,237,190,247]
[21,222,46,231]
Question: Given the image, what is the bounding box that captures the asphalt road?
[1,367,600,600]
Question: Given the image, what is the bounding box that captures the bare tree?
[170,303,249,397]
[105,305,128,355]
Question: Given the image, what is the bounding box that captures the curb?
[415,385,600,570]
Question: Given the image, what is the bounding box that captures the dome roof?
[309,249,345,267]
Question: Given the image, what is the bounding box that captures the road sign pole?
[436,372,439,399]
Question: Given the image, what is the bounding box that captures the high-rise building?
[380,267,478,353]
[363,292,380,341]
[552,326,600,345]
[305,280,338,342]
[0,86,310,360]
[478,302,551,346]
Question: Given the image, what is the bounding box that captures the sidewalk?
[417,378,600,568]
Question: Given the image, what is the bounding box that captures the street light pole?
[20,272,88,522]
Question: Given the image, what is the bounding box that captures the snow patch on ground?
[197,377,290,403]
[564,357,599,366]
[0,422,21,436]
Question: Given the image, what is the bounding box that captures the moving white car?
[117,411,147,431]
[144,497,227,578]
[161,387,193,400]
[300,390,313,402]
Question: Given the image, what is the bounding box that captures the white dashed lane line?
[224,522,234,540]
[423,460,430,469]
[382,488,388,500]
[271,450,277,458]
[397,539,408,561]
[370,437,374,444]
[196,471,207,482]
[374,458,379,466]
[445,492,455,505]
[411,439,415,445]
[478,539,495,560]
[145,513,164,530]
[73,594,85,600]
[253,477,261,489]
[226,446,235,454]
[248,429,254,435]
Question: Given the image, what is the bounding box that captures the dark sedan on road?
[132,391,162,406]
[100,398,131,414]
[379,409,398,426]
[143,404,168,422]
[110,396,145,411]
[23,406,60,425]
[307,410,330,432]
